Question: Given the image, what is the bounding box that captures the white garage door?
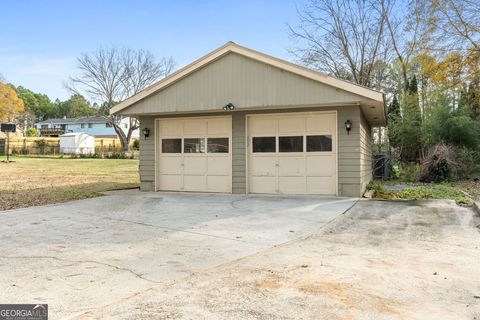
[248,112,337,195]
[157,116,232,193]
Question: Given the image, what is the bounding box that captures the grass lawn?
[367,179,480,206]
[0,156,139,210]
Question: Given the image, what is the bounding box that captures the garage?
[157,116,232,192]
[248,112,336,195]
[112,42,386,197]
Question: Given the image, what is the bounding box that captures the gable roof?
[111,42,386,125]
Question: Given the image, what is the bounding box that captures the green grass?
[0,156,139,210]
[367,180,475,206]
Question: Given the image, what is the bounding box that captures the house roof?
[111,41,386,125]
[36,116,108,125]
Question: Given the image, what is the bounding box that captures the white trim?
[111,42,384,116]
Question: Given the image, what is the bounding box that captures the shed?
[60,132,95,154]
[111,42,386,197]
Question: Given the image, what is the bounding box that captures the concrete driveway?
[0,190,356,319]
[83,199,480,320]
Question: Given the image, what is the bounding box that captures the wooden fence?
[0,137,137,155]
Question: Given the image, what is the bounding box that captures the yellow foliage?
[0,81,24,122]
[417,51,479,87]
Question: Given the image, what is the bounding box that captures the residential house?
[36,116,139,139]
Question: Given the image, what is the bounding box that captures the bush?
[132,139,140,150]
[424,95,480,149]
[391,162,421,182]
[26,128,38,137]
[420,143,458,182]
[456,147,480,179]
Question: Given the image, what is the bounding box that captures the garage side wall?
[359,111,373,193]
[139,116,155,191]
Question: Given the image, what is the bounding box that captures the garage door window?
[279,136,303,152]
[253,137,276,153]
[207,138,229,153]
[307,135,332,152]
[162,139,181,153]
[184,138,205,153]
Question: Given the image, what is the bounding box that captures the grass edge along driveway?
[0,156,139,210]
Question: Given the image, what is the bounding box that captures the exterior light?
[345,120,352,135]
[143,128,150,139]
[223,103,235,111]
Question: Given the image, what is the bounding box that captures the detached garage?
[111,42,385,197]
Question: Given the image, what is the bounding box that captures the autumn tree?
[0,81,24,123]
[68,47,175,150]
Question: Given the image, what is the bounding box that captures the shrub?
[424,95,480,149]
[420,143,458,182]
[26,128,38,137]
[391,162,421,182]
[132,139,140,150]
[456,147,480,179]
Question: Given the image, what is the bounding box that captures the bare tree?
[380,0,422,92]
[67,47,175,150]
[289,0,389,89]
[419,0,479,52]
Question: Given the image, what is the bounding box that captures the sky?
[0,0,305,101]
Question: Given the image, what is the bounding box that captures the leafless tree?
[419,0,479,53]
[289,0,389,89]
[67,47,175,150]
[380,0,422,91]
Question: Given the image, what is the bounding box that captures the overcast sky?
[0,0,304,101]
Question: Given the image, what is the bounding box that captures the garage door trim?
[245,110,338,195]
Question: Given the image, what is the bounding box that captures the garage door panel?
[159,175,183,191]
[183,156,206,175]
[278,177,306,194]
[184,175,206,191]
[307,176,336,194]
[278,157,305,176]
[249,118,277,135]
[306,114,335,133]
[159,156,183,174]
[184,119,207,135]
[249,176,276,193]
[208,118,231,135]
[278,118,304,134]
[160,120,183,136]
[207,157,230,175]
[306,156,335,176]
[207,176,230,192]
[249,156,276,175]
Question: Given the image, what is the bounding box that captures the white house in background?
[59,132,95,154]
[35,116,139,138]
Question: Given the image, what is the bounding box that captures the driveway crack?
[103,217,269,245]
[0,255,161,284]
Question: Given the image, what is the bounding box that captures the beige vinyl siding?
[139,116,155,191]
[139,106,366,197]
[359,111,373,193]
[122,53,364,116]
[232,112,247,194]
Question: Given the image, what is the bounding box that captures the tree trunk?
[113,124,129,151]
